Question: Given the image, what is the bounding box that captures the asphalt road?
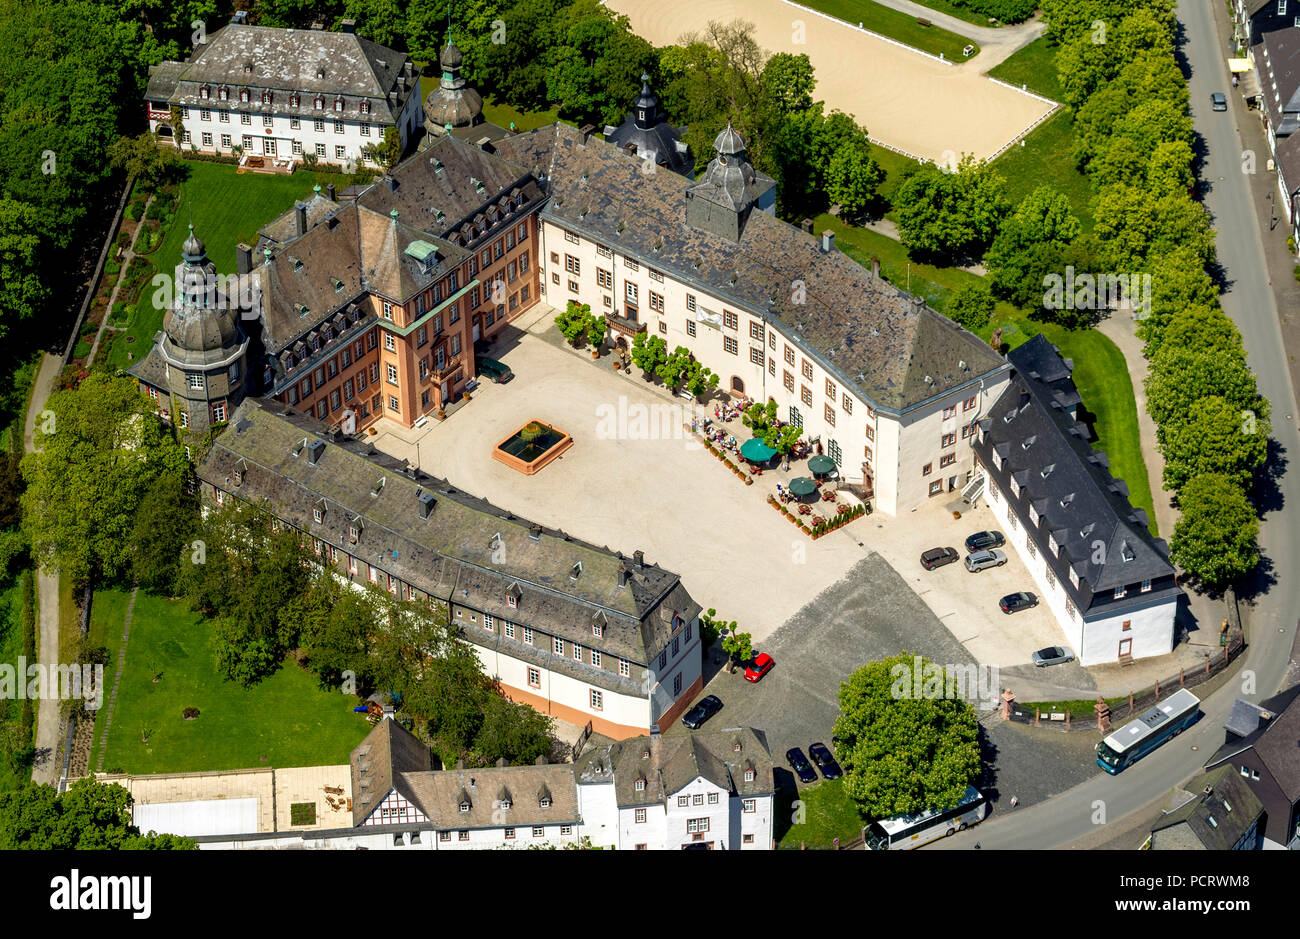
[934,0,1300,849]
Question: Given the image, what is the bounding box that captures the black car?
[965,530,1006,552]
[475,355,514,383]
[807,742,842,780]
[920,547,959,570]
[681,694,722,730]
[1000,591,1038,614]
[786,747,818,784]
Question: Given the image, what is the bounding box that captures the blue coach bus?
[1096,688,1201,774]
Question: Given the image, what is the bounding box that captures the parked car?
[786,747,819,784]
[681,694,723,729]
[1211,92,1227,111]
[964,530,1006,552]
[807,742,842,780]
[964,549,1007,572]
[475,355,514,383]
[920,547,960,570]
[999,591,1039,614]
[744,652,774,683]
[1032,646,1076,668]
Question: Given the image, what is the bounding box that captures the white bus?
[863,785,988,850]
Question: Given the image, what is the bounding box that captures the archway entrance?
[730,376,745,395]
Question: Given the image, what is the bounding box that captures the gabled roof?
[1149,765,1264,850]
[973,335,1179,611]
[1206,683,1300,801]
[491,123,1008,413]
[1258,29,1300,133]
[350,718,434,826]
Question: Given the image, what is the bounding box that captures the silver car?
[964,549,1007,572]
[1032,646,1075,667]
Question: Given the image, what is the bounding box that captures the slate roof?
[1206,683,1300,802]
[1259,29,1300,134]
[256,193,341,251]
[354,135,546,247]
[195,399,695,667]
[972,335,1180,613]
[494,123,1006,413]
[1149,765,1264,850]
[350,716,434,826]
[574,727,774,807]
[604,75,692,177]
[148,24,415,124]
[252,202,468,354]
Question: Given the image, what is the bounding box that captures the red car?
[744,653,774,682]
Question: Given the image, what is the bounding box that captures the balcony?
[432,354,461,380]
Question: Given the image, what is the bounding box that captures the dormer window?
[744,769,755,782]
[360,100,370,114]
[314,96,324,110]
[334,98,344,112]
[1021,435,1036,450]
[261,91,271,105]
[313,507,323,523]
[1060,492,1075,508]
[634,776,646,791]
[349,524,359,543]
[240,89,249,103]
[200,85,210,99]
[1121,542,1136,562]
[289,93,299,107]
[1114,586,1126,599]
[506,583,522,609]
[459,801,470,813]
[592,623,603,638]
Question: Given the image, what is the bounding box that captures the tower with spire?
[684,123,776,241]
[604,73,692,177]
[129,224,251,436]
[422,38,484,137]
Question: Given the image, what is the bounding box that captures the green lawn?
[991,109,1093,231]
[799,0,979,60]
[107,160,351,372]
[88,588,371,775]
[987,36,1062,101]
[0,579,33,793]
[911,0,1019,27]
[775,779,866,849]
[481,98,572,133]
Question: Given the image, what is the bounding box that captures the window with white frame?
[619,659,630,677]
[590,689,602,710]
[635,808,646,824]
[687,818,709,833]
[522,626,533,644]
[553,637,564,655]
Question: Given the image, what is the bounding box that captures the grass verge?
[796,0,979,60]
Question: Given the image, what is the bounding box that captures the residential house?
[1148,764,1266,850]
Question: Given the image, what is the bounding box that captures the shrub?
[125,202,143,222]
[945,282,995,331]
[182,707,200,720]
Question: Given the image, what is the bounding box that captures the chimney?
[307,440,325,464]
[418,490,436,519]
[579,124,596,146]
[295,202,307,236]
[633,549,644,570]
[870,256,880,280]
[236,243,253,276]
[801,218,813,234]
[326,182,337,201]
[617,565,630,588]
[230,10,249,26]
[340,18,357,33]
[821,230,835,253]
[911,295,926,315]
[384,175,397,192]
[310,20,324,30]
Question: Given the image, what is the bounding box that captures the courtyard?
[371,304,1079,683]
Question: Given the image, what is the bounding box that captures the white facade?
[579,776,773,850]
[984,472,1177,666]
[153,92,423,167]
[537,219,1009,514]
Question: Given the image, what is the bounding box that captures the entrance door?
[948,475,958,491]
[1118,638,1132,657]
[440,380,449,403]
[473,319,481,342]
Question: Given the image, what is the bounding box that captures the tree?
[720,630,753,672]
[832,654,981,819]
[1147,304,1241,361]
[127,469,197,594]
[630,331,668,376]
[826,136,884,220]
[0,779,195,849]
[1145,345,1267,445]
[741,400,801,454]
[21,374,189,584]
[555,301,598,347]
[0,199,49,340]
[894,155,1010,264]
[474,692,555,765]
[1160,396,1269,491]
[656,346,716,396]
[363,125,403,169]
[945,282,995,331]
[1170,474,1260,589]
[295,577,382,692]
[107,131,181,189]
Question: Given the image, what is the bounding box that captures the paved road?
[934,0,1300,849]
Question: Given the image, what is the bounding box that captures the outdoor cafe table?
[789,476,817,498]
[740,437,778,463]
[808,454,836,476]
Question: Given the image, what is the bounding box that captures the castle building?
[144,17,422,168]
[422,41,485,138]
[603,73,693,177]
[128,226,251,434]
